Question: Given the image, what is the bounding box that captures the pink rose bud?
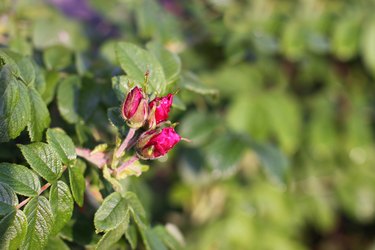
[136,127,181,160]
[122,87,148,128]
[148,94,173,128]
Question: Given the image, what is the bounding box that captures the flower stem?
[115,128,136,158]
[16,166,67,210]
[115,155,139,174]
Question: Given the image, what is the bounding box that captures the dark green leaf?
[19,142,63,183]
[0,163,40,196]
[361,18,375,77]
[115,42,166,93]
[69,159,86,207]
[47,128,76,165]
[27,87,51,142]
[57,76,81,124]
[21,196,54,250]
[94,192,128,233]
[0,66,31,142]
[96,212,130,250]
[0,210,28,250]
[0,182,18,215]
[42,70,60,105]
[49,181,74,235]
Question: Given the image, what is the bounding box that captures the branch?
[16,165,68,210]
[115,128,136,158]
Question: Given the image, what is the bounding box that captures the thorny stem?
[16,166,68,209]
[115,128,136,158]
[114,155,139,175]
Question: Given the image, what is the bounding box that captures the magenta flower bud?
[136,127,181,160]
[148,94,173,128]
[122,87,148,128]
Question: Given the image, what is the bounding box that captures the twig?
[16,166,68,210]
[76,148,108,168]
[115,128,136,158]
[114,155,139,174]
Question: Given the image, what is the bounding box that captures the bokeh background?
[2,0,375,249]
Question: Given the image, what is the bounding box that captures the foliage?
[1,0,375,249]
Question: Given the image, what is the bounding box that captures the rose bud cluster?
[121,86,181,160]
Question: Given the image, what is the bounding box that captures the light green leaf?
[47,128,76,165]
[0,49,22,76]
[16,57,35,86]
[0,210,28,250]
[69,159,86,207]
[115,42,166,94]
[21,196,54,250]
[27,87,51,142]
[111,75,133,101]
[0,66,31,142]
[43,46,72,70]
[0,163,40,197]
[0,182,18,215]
[125,224,138,250]
[96,212,130,250]
[57,76,81,124]
[45,236,69,250]
[147,41,181,83]
[180,72,218,96]
[94,192,128,233]
[49,181,74,235]
[361,18,375,77]
[19,142,63,183]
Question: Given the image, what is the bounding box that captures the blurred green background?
[2,0,375,249]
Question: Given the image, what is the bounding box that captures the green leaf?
[21,196,54,250]
[47,128,76,165]
[57,76,81,124]
[146,41,181,83]
[125,192,147,230]
[27,87,51,142]
[0,163,40,196]
[45,236,69,250]
[0,210,28,250]
[251,142,289,185]
[180,72,218,96]
[125,224,138,250]
[43,46,72,70]
[107,107,127,136]
[96,212,130,250]
[111,75,132,101]
[361,18,375,77]
[204,134,246,173]
[19,142,63,183]
[0,49,22,76]
[49,181,74,235]
[16,57,35,86]
[42,70,60,105]
[115,42,166,93]
[0,182,18,215]
[0,66,31,142]
[144,228,168,250]
[153,225,183,250]
[69,159,86,207]
[94,192,128,233]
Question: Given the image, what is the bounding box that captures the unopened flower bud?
[136,127,181,160]
[122,87,148,128]
[147,94,173,129]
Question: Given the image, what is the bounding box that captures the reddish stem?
[115,128,136,158]
[115,155,139,174]
[16,166,67,210]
